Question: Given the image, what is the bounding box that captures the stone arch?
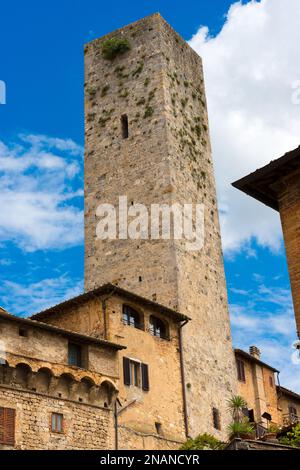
[35,367,53,394]
[56,372,76,399]
[76,376,96,403]
[98,379,118,408]
[14,362,32,388]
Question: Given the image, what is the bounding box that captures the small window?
[122,305,142,329]
[51,413,63,433]
[19,328,28,337]
[289,404,298,417]
[0,407,15,446]
[68,342,82,368]
[149,315,168,340]
[121,114,129,139]
[236,358,246,382]
[123,357,149,391]
[212,407,221,430]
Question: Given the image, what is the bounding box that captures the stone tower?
[84,13,236,438]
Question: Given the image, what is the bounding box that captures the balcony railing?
[254,423,267,439]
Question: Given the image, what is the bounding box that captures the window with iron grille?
[149,315,169,340]
[0,407,15,446]
[236,358,246,382]
[122,305,142,329]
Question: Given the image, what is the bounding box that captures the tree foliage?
[180,433,225,450]
[279,423,300,447]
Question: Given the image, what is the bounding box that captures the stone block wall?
[84,13,236,440]
[0,385,113,450]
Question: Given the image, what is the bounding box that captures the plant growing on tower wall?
[101,37,131,60]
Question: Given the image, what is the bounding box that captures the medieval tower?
[84,13,237,438]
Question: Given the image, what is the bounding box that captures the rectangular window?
[236,358,246,382]
[0,407,15,446]
[269,375,274,387]
[212,407,221,430]
[51,413,63,433]
[68,342,82,367]
[123,357,149,391]
[19,328,28,337]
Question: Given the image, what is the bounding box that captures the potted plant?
[227,395,255,440]
[227,395,248,424]
[228,419,255,440]
[262,423,279,441]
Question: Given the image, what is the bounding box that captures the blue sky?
[0,0,300,391]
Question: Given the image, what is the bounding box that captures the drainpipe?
[179,319,190,439]
[114,399,137,450]
[114,400,119,450]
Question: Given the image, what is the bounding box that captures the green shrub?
[101,37,131,60]
[279,423,300,447]
[180,433,224,450]
[227,419,254,439]
[143,106,154,118]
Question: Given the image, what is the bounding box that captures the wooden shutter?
[123,357,131,386]
[237,359,245,382]
[0,407,15,446]
[141,363,149,391]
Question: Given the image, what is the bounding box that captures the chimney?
[249,346,261,359]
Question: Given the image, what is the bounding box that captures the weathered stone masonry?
[84,13,237,439]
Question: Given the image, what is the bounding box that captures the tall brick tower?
[84,13,236,438]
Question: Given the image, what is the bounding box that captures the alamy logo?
[0,80,6,104]
[95,196,205,251]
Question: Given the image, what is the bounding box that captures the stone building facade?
[0,308,121,449]
[2,14,300,451]
[84,12,237,439]
[235,347,300,431]
[31,284,190,450]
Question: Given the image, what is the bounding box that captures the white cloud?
[0,275,83,317]
[0,134,84,251]
[229,282,300,392]
[189,0,300,254]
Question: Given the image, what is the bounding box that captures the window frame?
[50,412,64,434]
[236,358,246,382]
[0,407,15,446]
[123,357,149,391]
[149,315,169,340]
[122,305,143,330]
[68,341,87,369]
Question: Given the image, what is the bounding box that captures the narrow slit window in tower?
[121,114,129,139]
